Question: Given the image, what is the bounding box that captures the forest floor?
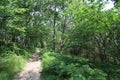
[13,50,41,80]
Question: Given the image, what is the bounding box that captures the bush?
[94,64,120,80]
[0,54,26,80]
[42,52,107,80]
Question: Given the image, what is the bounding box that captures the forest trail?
[13,50,41,80]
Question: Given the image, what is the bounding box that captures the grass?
[0,54,26,80]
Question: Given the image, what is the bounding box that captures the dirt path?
[13,51,41,80]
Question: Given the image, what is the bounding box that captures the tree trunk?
[52,8,57,50]
[60,16,66,50]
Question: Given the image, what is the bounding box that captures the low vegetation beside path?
[40,51,119,80]
[0,54,26,80]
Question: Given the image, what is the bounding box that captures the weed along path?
[13,50,41,80]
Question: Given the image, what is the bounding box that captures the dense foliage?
[41,51,120,80]
[0,54,26,80]
[41,51,107,80]
[0,0,120,80]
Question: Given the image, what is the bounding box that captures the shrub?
[94,64,120,80]
[42,51,107,80]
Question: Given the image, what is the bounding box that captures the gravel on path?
[13,51,41,80]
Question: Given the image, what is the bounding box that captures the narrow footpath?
[13,50,41,80]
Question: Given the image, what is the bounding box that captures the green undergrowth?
[0,54,26,80]
[0,43,36,59]
[93,63,120,80]
[41,51,107,80]
[0,46,38,80]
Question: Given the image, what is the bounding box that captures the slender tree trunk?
[40,36,44,48]
[60,16,66,50]
[52,8,57,50]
